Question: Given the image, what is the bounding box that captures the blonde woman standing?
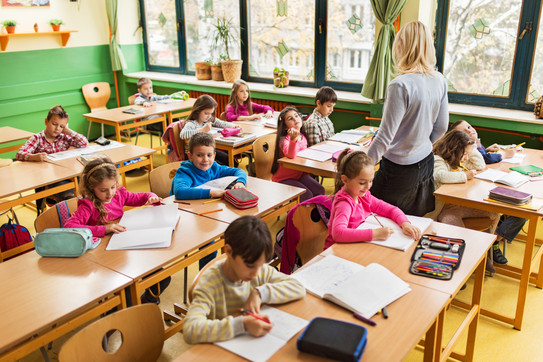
[367,21,449,216]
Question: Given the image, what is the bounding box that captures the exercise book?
[475,169,529,188]
[46,141,125,161]
[293,255,410,319]
[215,306,308,361]
[357,214,433,251]
[106,203,179,250]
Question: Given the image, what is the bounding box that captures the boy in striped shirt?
[183,215,305,344]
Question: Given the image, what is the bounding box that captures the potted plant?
[49,19,63,32]
[211,17,242,83]
[3,20,17,34]
[211,55,227,82]
[273,67,290,88]
[194,58,212,80]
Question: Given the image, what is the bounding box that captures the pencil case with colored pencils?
[409,234,465,280]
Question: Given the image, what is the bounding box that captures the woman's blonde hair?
[393,21,436,76]
[80,157,119,224]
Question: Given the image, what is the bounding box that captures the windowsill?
[125,71,542,125]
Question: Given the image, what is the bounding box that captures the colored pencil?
[199,208,223,215]
[203,198,221,204]
[240,308,271,324]
[173,200,191,205]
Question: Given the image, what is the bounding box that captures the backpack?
[0,218,33,257]
[534,96,543,118]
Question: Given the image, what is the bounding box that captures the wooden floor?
[6,134,543,361]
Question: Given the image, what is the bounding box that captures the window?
[140,0,377,91]
[435,0,542,110]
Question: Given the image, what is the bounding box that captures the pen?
[372,213,384,227]
[173,200,191,205]
[513,142,525,148]
[203,198,221,204]
[240,308,271,324]
[353,312,376,326]
[199,208,223,215]
[459,163,470,171]
[382,307,388,319]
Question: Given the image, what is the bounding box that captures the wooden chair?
[251,134,276,180]
[219,111,226,120]
[58,304,164,362]
[129,94,163,150]
[82,82,111,138]
[148,161,181,198]
[34,198,78,233]
[293,203,328,266]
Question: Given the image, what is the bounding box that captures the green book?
[510,165,543,177]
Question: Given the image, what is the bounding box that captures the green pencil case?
[34,228,100,257]
[409,234,465,280]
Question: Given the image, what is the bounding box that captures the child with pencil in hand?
[302,86,337,147]
[271,106,325,202]
[183,215,305,344]
[180,94,238,166]
[225,79,274,122]
[64,157,170,304]
[325,150,421,249]
[450,120,502,164]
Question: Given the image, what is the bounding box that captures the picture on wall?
[1,0,50,6]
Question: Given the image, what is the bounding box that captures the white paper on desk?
[296,148,332,162]
[46,141,125,161]
[215,306,308,362]
[106,204,179,250]
[359,214,433,251]
[195,176,238,190]
[501,153,526,164]
[328,130,370,145]
[310,143,345,154]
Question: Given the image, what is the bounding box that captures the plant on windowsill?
[3,20,17,34]
[211,17,242,83]
[49,19,63,32]
[194,58,213,80]
[273,67,290,89]
[211,55,227,82]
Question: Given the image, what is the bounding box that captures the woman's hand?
[401,222,421,240]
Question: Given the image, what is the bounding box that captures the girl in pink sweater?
[225,80,274,122]
[325,150,421,249]
[271,106,324,202]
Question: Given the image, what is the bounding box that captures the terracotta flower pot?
[211,65,224,81]
[273,71,290,88]
[51,24,61,32]
[194,62,212,80]
[5,26,15,34]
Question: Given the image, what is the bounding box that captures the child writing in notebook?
[64,157,170,304]
[302,86,337,147]
[180,94,238,166]
[271,106,325,202]
[432,130,504,268]
[183,215,305,344]
[325,149,421,249]
[225,79,274,122]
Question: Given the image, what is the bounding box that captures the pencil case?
[409,234,465,280]
[220,128,241,137]
[34,228,101,257]
[223,188,258,209]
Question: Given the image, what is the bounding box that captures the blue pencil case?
[297,317,367,361]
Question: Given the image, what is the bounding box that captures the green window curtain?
[106,0,127,71]
[361,0,407,103]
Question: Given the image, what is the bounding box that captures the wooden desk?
[214,123,276,167]
[0,161,78,210]
[0,126,33,154]
[278,125,374,178]
[83,98,196,150]
[50,143,156,186]
[174,176,304,223]
[434,148,543,330]
[326,221,495,361]
[0,252,131,361]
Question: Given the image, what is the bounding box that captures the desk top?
[0,251,131,354]
[0,161,78,199]
[83,210,228,280]
[83,98,196,123]
[325,221,495,296]
[0,126,33,144]
[178,282,449,361]
[173,176,305,223]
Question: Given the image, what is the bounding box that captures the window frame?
[434,0,542,111]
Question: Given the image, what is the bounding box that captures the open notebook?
[475,169,530,188]
[106,203,179,250]
[215,306,308,361]
[357,214,433,251]
[293,255,411,319]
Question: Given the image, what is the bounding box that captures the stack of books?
[488,186,532,205]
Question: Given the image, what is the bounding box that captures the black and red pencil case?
[409,234,465,280]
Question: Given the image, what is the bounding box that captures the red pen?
[240,308,271,324]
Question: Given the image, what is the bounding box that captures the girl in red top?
[271,106,324,202]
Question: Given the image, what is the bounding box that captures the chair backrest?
[219,111,226,120]
[128,94,136,105]
[252,134,276,181]
[34,198,78,233]
[292,204,328,265]
[58,304,164,362]
[189,253,227,302]
[82,82,111,112]
[148,161,181,198]
[463,217,496,233]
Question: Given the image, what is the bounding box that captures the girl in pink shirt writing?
[225,80,274,122]
[271,106,324,202]
[325,150,421,249]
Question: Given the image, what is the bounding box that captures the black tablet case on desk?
[297,317,367,361]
